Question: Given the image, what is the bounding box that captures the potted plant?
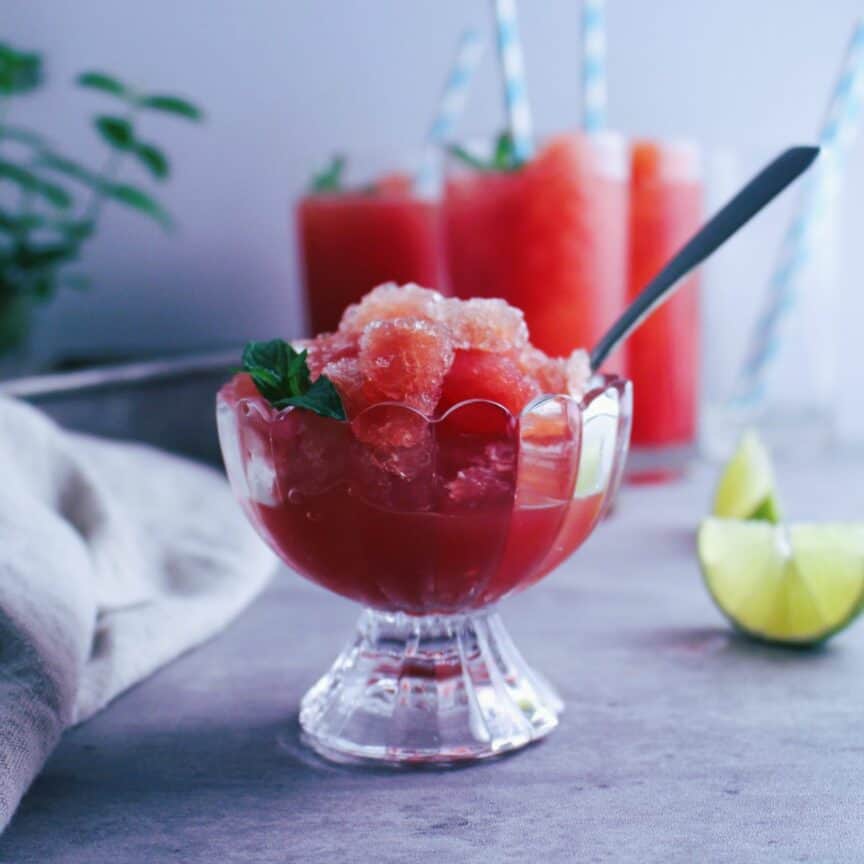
[0,41,203,370]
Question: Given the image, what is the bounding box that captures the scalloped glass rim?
[226,372,630,428]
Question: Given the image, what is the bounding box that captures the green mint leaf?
[246,368,284,402]
[94,115,135,150]
[77,71,128,98]
[286,348,311,394]
[241,338,346,420]
[242,339,296,402]
[448,144,489,172]
[103,182,172,229]
[493,131,518,170]
[242,338,291,382]
[273,375,346,421]
[311,155,345,193]
[449,131,525,173]
[133,142,170,180]
[138,94,203,121]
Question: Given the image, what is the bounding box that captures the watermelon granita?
[295,282,590,433]
[216,282,626,615]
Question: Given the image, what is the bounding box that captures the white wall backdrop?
[6,0,864,440]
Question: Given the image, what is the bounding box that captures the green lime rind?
[698,518,864,647]
[749,493,783,524]
[712,430,783,523]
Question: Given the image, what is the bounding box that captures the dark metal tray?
[0,351,238,465]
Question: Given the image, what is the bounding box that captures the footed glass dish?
[217,374,632,763]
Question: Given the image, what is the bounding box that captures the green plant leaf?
[133,142,169,180]
[15,242,78,270]
[241,338,346,420]
[31,272,56,300]
[0,127,49,150]
[0,212,92,250]
[0,44,42,95]
[103,182,172,228]
[77,70,128,98]
[0,161,72,209]
[138,94,203,121]
[94,115,135,150]
[55,219,94,241]
[0,288,31,352]
[36,152,102,188]
[0,211,44,234]
[311,155,345,193]
[61,273,90,291]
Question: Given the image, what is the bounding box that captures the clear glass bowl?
[217,373,632,763]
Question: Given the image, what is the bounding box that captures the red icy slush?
[218,284,611,615]
[627,140,703,460]
[442,132,630,369]
[297,173,443,335]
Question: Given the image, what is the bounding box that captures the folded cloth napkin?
[0,396,274,830]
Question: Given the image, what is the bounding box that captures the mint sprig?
[311,154,345,193]
[241,339,346,421]
[450,131,525,173]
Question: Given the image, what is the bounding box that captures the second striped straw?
[416,29,485,196]
[582,0,608,133]
[735,18,864,404]
[491,0,534,163]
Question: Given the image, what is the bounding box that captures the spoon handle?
[590,145,820,371]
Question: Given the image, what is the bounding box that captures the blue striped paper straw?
[492,0,534,163]
[736,18,864,403]
[582,0,607,133]
[416,29,484,195]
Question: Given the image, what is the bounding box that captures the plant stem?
[0,97,9,140]
[84,147,121,224]
[83,104,137,228]
[0,96,27,291]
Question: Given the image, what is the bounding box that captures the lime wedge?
[712,430,782,522]
[698,518,864,645]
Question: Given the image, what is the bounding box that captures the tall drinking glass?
[626,140,704,481]
[442,132,630,371]
[297,155,444,335]
[701,148,840,460]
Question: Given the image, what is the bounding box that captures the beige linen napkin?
[0,396,274,830]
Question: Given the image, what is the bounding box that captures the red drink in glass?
[217,376,622,615]
[442,132,629,368]
[627,140,703,480]
[297,174,442,334]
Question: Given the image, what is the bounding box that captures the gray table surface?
[3,458,864,863]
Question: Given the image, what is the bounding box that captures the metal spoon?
[590,145,820,371]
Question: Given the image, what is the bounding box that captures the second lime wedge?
[712,430,782,522]
[698,518,864,645]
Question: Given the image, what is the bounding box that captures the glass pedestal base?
[299,608,563,764]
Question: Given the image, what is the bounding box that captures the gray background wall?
[6,0,864,440]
